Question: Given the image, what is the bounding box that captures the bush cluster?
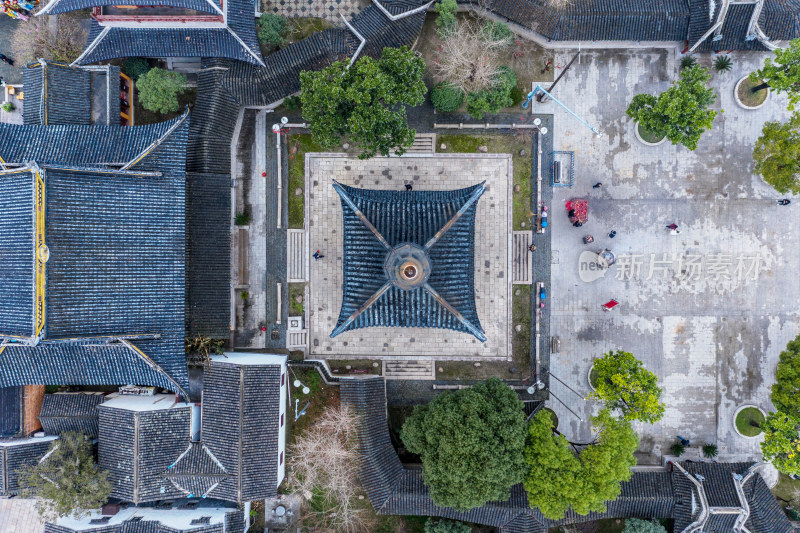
[431,82,464,112]
[257,13,287,49]
[124,57,151,81]
[465,66,516,119]
[435,0,458,38]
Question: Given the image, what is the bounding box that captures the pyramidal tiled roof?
[39,392,105,438]
[163,442,229,498]
[333,183,486,340]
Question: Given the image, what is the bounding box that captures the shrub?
[425,517,471,533]
[623,519,668,533]
[680,55,697,69]
[435,0,458,38]
[283,95,301,110]
[124,57,151,81]
[510,86,525,106]
[482,20,513,43]
[702,443,718,458]
[465,66,516,119]
[136,68,187,114]
[431,82,464,112]
[257,13,287,49]
[235,211,251,226]
[670,442,685,457]
[1,102,15,112]
[713,55,732,72]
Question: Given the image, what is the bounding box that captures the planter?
[634,121,666,146]
[735,76,770,109]
[587,363,599,391]
[733,405,766,438]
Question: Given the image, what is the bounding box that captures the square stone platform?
[305,153,512,360]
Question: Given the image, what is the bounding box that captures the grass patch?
[735,407,765,436]
[512,284,531,370]
[284,17,333,45]
[133,88,196,125]
[289,283,305,316]
[637,122,665,144]
[737,77,769,107]
[438,134,532,229]
[287,134,325,229]
[772,472,800,512]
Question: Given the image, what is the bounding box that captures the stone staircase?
[407,133,436,153]
[512,231,533,284]
[383,359,435,380]
[287,229,307,282]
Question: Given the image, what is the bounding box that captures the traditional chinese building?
[37,0,263,66]
[0,113,191,397]
[332,182,487,341]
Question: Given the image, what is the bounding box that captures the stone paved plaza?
[538,48,800,461]
[306,153,512,359]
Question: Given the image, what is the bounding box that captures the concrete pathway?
[0,499,44,533]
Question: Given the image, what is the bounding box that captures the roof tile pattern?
[39,393,104,437]
[40,0,220,15]
[163,442,228,498]
[23,61,91,125]
[0,438,54,495]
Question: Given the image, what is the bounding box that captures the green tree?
[753,113,800,194]
[299,46,426,159]
[123,57,150,81]
[702,443,718,458]
[136,68,186,114]
[431,82,464,112]
[18,432,112,520]
[751,39,800,108]
[590,350,665,423]
[424,517,471,533]
[401,378,527,511]
[523,409,638,520]
[772,334,800,414]
[465,66,516,119]
[761,411,800,476]
[435,0,458,38]
[626,65,718,150]
[257,13,287,50]
[623,518,668,533]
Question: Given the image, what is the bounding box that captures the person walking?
[666,223,678,230]
[593,182,603,189]
[608,230,617,239]
[313,250,325,261]
[0,54,14,66]
[405,183,413,191]
[778,199,791,205]
[528,244,536,252]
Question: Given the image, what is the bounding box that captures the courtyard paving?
[536,48,800,461]
[306,153,512,359]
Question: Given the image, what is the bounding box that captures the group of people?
[4,0,35,20]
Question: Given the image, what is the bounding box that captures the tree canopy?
[771,334,800,414]
[761,411,800,477]
[136,67,187,114]
[523,409,639,520]
[753,112,800,194]
[752,39,800,109]
[626,65,718,150]
[590,350,665,424]
[19,432,112,520]
[424,517,471,533]
[299,46,426,159]
[623,518,668,533]
[400,377,527,511]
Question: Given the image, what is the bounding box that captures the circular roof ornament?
[384,243,431,291]
[38,244,50,263]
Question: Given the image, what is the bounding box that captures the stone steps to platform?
[383,359,435,380]
[407,133,436,153]
[512,231,533,284]
[287,229,307,282]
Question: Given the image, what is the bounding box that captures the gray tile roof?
[98,396,192,504]
[162,442,229,498]
[23,61,91,126]
[39,393,105,438]
[0,436,57,495]
[39,0,221,15]
[688,1,770,51]
[44,508,245,533]
[334,184,485,339]
[479,0,691,42]
[0,114,190,397]
[201,359,282,503]
[0,387,20,437]
[73,0,262,67]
